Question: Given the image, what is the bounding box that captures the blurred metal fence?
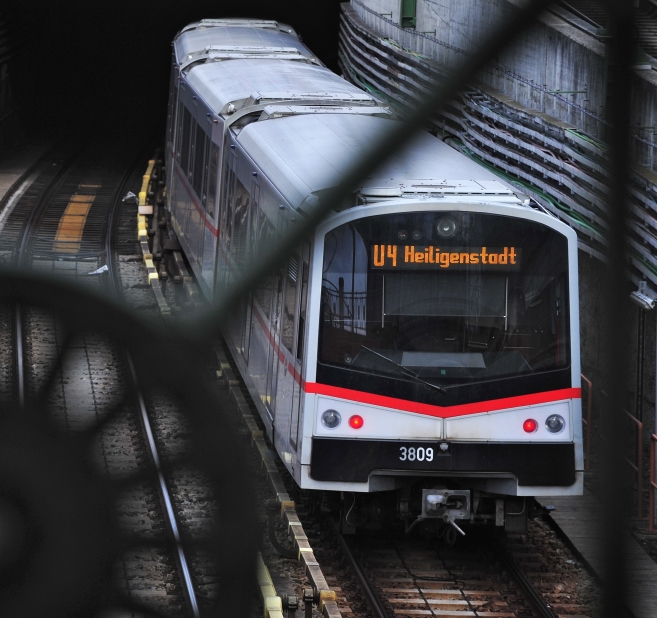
[190,1,635,615]
[339,0,657,293]
[0,1,646,615]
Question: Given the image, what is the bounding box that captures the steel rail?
[127,357,201,618]
[338,530,563,618]
[336,531,568,618]
[15,154,78,269]
[105,158,201,618]
[15,302,24,407]
[7,144,202,616]
[0,142,62,218]
[9,149,78,408]
[335,531,388,618]
[493,539,557,618]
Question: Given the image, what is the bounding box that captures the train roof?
[174,22,315,68]
[185,59,377,116]
[236,114,518,212]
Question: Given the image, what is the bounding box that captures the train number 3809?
[399,446,434,461]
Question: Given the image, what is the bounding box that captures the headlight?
[436,216,457,238]
[321,409,341,429]
[545,414,565,433]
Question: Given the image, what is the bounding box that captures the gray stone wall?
[352,0,657,170]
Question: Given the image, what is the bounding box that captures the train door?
[216,141,237,295]
[265,266,282,421]
[275,250,301,455]
[290,243,310,451]
[165,61,178,186]
[265,208,288,420]
[202,141,220,297]
[240,180,260,364]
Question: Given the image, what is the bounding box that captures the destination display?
[371,245,521,270]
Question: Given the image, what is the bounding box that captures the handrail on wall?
[625,410,645,520]
[650,434,657,532]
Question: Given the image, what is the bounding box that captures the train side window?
[206,143,219,218]
[231,178,250,268]
[180,106,192,177]
[253,219,276,319]
[281,254,299,353]
[250,181,261,251]
[223,165,236,247]
[272,267,284,335]
[175,103,184,163]
[296,260,309,362]
[167,69,177,147]
[192,123,207,200]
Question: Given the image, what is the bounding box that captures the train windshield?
[317,211,571,404]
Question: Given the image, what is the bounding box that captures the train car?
[165,18,583,535]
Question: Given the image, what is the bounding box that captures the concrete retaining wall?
[351,0,657,171]
[345,0,657,434]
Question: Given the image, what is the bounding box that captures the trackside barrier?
[650,434,657,532]
[581,374,592,470]
[135,156,170,317]
[214,346,342,618]
[625,410,645,520]
[138,159,155,215]
[257,553,284,618]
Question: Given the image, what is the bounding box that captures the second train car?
[164,18,583,535]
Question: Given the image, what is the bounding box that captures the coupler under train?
[323,485,531,543]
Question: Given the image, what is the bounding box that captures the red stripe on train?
[249,299,579,417]
[173,165,219,237]
[303,383,581,419]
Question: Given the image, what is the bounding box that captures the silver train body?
[165,19,583,529]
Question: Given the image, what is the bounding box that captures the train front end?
[301,199,582,531]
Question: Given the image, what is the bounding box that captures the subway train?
[164,18,583,535]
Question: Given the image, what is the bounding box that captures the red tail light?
[523,419,538,433]
[349,415,364,429]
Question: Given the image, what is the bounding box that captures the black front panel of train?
[318,211,571,406]
[310,438,576,486]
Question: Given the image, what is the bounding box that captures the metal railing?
[650,434,657,532]
[581,374,593,471]
[625,410,646,521]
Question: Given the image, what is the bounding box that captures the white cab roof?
[186,59,376,115]
[236,114,516,211]
[174,24,312,65]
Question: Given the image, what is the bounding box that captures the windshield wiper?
[360,345,446,394]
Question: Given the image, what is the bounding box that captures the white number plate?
[398,445,434,462]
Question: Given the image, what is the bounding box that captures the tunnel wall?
[346,0,657,435]
[352,0,657,171]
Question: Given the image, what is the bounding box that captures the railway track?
[338,531,532,617]
[214,337,603,618]
[0,140,249,616]
[0,139,604,617]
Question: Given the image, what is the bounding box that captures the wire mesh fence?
[0,0,649,615]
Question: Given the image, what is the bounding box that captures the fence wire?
[186,1,636,613]
[0,0,640,613]
[191,0,556,344]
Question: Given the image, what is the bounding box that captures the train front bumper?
[309,437,576,487]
